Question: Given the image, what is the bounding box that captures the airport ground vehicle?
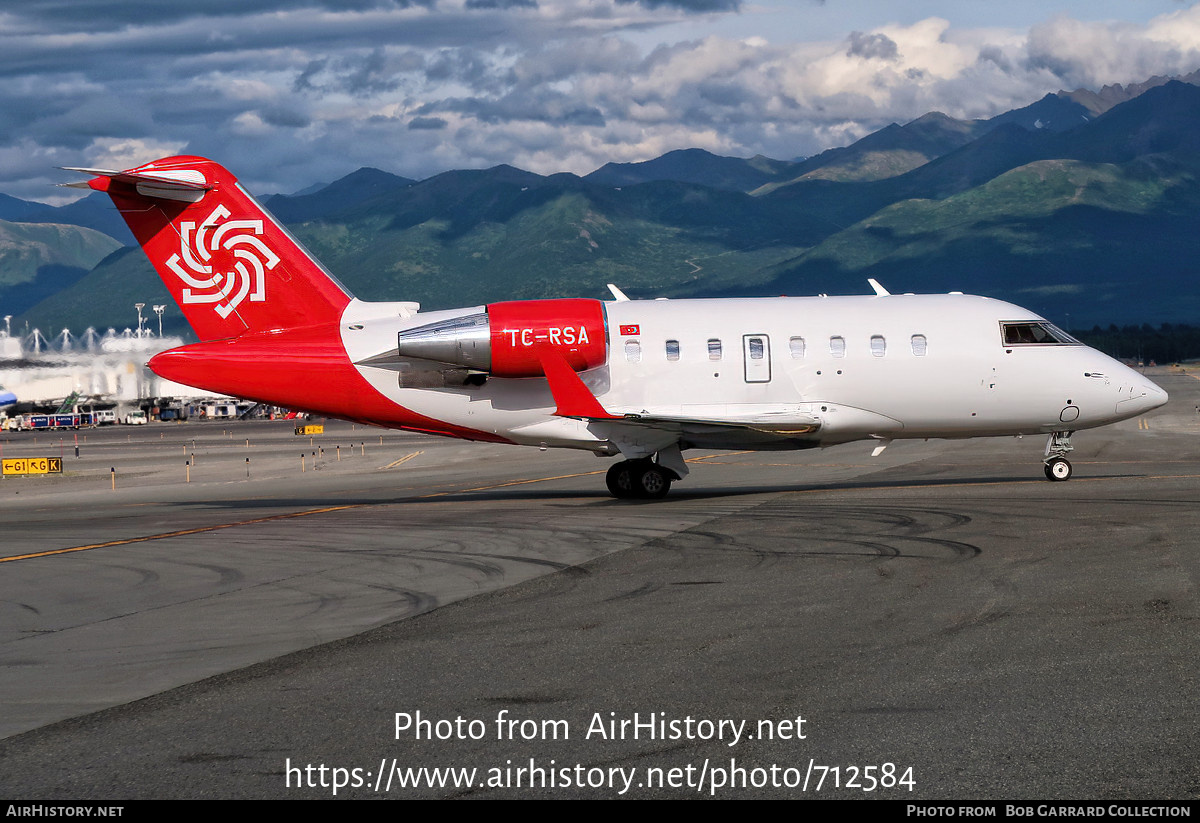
[10,413,94,431]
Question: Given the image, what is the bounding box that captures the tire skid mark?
[603,582,664,602]
[645,500,982,565]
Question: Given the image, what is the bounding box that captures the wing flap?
[611,407,821,435]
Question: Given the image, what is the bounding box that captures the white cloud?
[85,137,190,171]
[1027,7,1200,89]
[2,1,1200,201]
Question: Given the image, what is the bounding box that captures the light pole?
[153,305,165,337]
[135,303,145,338]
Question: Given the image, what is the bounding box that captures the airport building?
[0,322,226,420]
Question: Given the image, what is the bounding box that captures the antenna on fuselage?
[867,278,891,296]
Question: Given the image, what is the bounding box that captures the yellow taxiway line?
[380,450,424,469]
[0,505,366,564]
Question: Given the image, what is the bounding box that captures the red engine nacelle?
[394,298,608,378]
[486,299,607,377]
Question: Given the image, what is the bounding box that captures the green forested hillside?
[14,77,1200,335]
[0,220,123,320]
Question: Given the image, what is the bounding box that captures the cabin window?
[707,339,722,360]
[789,336,806,359]
[829,336,846,358]
[749,338,765,359]
[665,340,680,361]
[870,335,886,357]
[911,334,927,356]
[624,340,641,362]
[1000,322,1079,346]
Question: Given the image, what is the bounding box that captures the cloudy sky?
[5,0,1200,203]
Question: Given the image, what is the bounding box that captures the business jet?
[63,156,1167,498]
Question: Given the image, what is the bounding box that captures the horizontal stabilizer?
[62,166,213,203]
[62,166,212,189]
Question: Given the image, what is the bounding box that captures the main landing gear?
[1043,430,1074,482]
[606,459,679,500]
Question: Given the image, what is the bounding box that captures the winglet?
[867,278,891,296]
[607,284,630,302]
[535,346,618,419]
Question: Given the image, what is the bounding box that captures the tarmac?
[0,367,1197,798]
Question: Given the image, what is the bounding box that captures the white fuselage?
[341,293,1167,454]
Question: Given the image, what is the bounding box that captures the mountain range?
[6,69,1200,340]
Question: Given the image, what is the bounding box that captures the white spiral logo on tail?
[166,204,280,318]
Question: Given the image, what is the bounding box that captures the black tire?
[1044,457,1072,481]
[606,461,636,498]
[633,463,672,499]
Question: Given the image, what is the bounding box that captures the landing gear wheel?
[632,463,672,499]
[606,459,674,499]
[1044,457,1073,481]
[606,461,637,499]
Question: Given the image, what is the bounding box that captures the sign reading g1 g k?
[2,457,63,476]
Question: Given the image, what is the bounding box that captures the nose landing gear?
[1044,456,1073,481]
[1043,431,1074,481]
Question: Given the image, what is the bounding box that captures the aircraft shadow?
[163,472,1147,510]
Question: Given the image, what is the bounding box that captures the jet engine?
[395,298,607,377]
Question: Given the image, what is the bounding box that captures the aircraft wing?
[537,345,821,436]
[600,407,822,434]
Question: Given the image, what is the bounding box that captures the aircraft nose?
[1140,378,1169,411]
[1116,375,1168,417]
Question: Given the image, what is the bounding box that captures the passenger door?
[743,334,771,383]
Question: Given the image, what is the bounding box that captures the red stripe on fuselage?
[149,323,512,443]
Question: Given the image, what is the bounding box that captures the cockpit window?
[1000,322,1080,346]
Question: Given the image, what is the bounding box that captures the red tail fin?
[70,156,352,341]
